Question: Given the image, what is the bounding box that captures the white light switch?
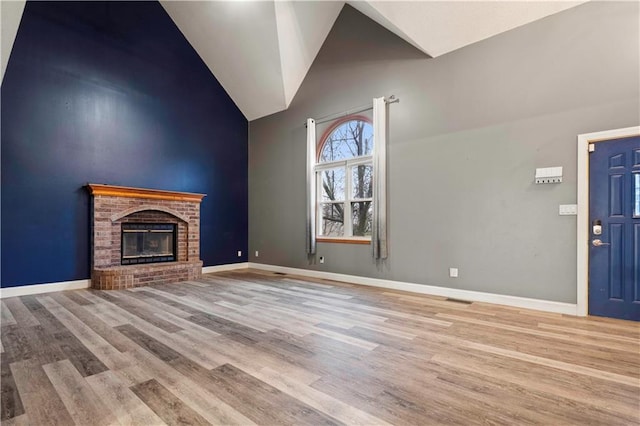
[559,204,577,216]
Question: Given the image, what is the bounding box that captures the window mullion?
[316,171,322,236]
[316,159,348,170]
[344,165,353,237]
[346,156,373,167]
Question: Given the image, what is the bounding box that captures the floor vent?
[446,298,472,304]
[274,272,287,275]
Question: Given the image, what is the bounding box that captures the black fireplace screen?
[121,223,176,265]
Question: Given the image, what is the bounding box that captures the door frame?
[576,126,640,316]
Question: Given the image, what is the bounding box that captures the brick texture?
[89,194,202,289]
[92,261,202,290]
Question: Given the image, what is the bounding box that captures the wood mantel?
[87,184,206,203]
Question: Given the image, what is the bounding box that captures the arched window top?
[318,116,373,163]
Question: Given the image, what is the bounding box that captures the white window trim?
[315,156,373,240]
[306,96,390,256]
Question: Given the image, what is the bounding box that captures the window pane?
[352,201,372,237]
[321,168,345,201]
[634,173,640,218]
[352,164,373,199]
[321,203,344,236]
[319,120,373,162]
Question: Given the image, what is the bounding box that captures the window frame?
[633,172,640,218]
[314,115,373,244]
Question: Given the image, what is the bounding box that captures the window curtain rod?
[306,95,399,126]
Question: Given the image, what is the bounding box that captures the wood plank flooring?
[1,269,639,425]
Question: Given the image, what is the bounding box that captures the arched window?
[315,116,373,241]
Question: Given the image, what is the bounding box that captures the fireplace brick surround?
[87,184,205,290]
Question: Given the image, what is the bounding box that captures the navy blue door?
[589,136,640,321]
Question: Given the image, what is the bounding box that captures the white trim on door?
[576,126,640,317]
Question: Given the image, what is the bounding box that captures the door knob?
[592,239,610,247]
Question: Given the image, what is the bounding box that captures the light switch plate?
[559,204,577,216]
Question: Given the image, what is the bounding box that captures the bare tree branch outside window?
[318,119,373,237]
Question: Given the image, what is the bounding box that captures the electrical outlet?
[255,251,259,257]
[237,250,242,257]
[449,267,459,278]
[319,256,325,264]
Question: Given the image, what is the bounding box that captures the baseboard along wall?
[247,263,579,316]
[201,262,249,274]
[0,279,92,299]
[0,262,249,299]
[0,261,579,316]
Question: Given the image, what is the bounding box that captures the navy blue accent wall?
[1,1,248,287]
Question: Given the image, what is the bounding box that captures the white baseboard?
[0,262,249,299]
[248,262,578,316]
[202,262,249,274]
[0,262,578,316]
[0,279,91,299]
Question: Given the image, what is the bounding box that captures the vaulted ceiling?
[2,1,587,121]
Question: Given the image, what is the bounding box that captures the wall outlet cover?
[559,204,577,215]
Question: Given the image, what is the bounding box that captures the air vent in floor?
[445,298,472,304]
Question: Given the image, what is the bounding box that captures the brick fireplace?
[87,184,205,290]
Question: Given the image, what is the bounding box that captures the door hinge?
[588,143,595,153]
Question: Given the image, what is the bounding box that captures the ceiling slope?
[161,0,343,121]
[275,1,345,107]
[160,0,286,121]
[163,1,587,121]
[348,1,588,57]
[1,0,27,83]
[3,1,590,120]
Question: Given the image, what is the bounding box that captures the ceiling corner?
[275,1,345,108]
[1,0,27,83]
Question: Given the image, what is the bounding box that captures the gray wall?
[248,2,640,303]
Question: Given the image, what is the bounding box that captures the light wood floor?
[1,269,639,425]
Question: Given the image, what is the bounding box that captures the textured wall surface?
[1,1,248,287]
[249,2,640,303]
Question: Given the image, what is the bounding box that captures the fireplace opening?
[121,223,177,265]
